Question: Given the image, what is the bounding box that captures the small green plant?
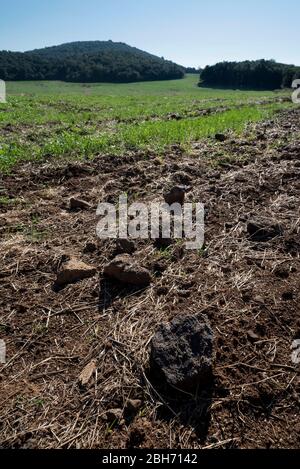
[32,398,45,408]
[0,196,14,205]
[0,324,9,333]
[32,322,48,335]
[139,406,148,418]
[198,245,208,257]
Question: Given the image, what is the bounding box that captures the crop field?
[0,75,292,172]
[0,75,300,449]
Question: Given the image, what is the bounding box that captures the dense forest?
[0,41,185,82]
[199,60,300,90]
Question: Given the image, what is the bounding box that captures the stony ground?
[0,108,299,449]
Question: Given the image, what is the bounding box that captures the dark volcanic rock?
[150,314,213,393]
[247,217,283,241]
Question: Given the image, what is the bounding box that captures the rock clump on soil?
[115,238,136,255]
[56,257,97,287]
[150,314,213,393]
[163,185,191,205]
[215,133,227,142]
[69,197,92,211]
[104,254,152,286]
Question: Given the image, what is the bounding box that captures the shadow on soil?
[146,370,216,443]
[98,277,147,311]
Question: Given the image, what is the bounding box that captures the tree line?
[199,60,300,90]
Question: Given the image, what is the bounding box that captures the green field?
[0,75,292,172]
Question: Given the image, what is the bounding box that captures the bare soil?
[0,109,299,449]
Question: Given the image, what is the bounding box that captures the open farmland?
[0,75,299,449]
[0,75,293,172]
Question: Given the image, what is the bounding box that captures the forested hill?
[27,41,158,59]
[199,60,300,90]
[0,41,185,83]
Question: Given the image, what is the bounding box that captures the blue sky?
[0,0,299,67]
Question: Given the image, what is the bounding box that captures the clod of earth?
[253,295,265,304]
[55,258,97,287]
[247,330,260,342]
[168,113,182,121]
[69,197,92,211]
[150,314,213,393]
[284,235,300,256]
[163,185,191,205]
[172,171,193,185]
[282,291,294,301]
[105,408,123,424]
[274,266,290,279]
[78,359,97,386]
[103,254,152,286]
[125,399,142,413]
[215,133,227,142]
[247,217,283,241]
[83,241,97,254]
[115,238,136,255]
